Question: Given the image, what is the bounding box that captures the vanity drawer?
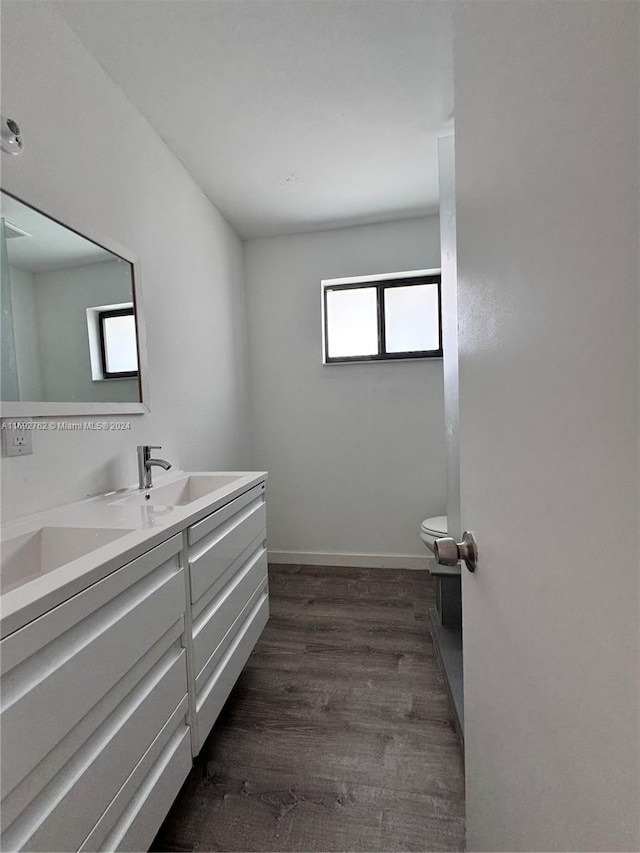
[0,534,184,803]
[194,589,269,754]
[3,645,187,852]
[188,485,266,605]
[79,699,192,852]
[193,543,267,677]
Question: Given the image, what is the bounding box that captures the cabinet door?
[184,483,269,754]
[79,700,192,853]
[188,482,266,605]
[193,543,268,677]
[194,588,269,754]
[12,648,188,853]
[0,534,188,852]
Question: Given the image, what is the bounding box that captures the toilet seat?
[420,515,447,536]
[420,515,448,556]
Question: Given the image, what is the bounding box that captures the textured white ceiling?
[54,0,453,238]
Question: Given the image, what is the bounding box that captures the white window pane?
[384,284,439,353]
[326,287,378,358]
[103,314,138,373]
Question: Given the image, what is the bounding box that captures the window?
[322,272,442,363]
[98,307,138,378]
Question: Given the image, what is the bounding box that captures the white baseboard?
[267,550,430,570]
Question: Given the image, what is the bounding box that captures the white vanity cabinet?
[0,534,191,853]
[0,473,269,853]
[184,481,268,754]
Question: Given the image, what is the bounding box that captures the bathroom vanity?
[0,471,268,852]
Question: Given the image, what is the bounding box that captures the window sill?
[323,356,443,365]
[91,375,139,382]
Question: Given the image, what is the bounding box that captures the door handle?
[433,531,478,573]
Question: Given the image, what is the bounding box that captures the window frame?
[97,307,139,379]
[322,272,442,364]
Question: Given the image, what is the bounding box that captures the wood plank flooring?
[151,565,465,852]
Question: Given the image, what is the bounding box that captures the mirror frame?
[0,189,150,417]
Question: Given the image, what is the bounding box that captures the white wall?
[9,266,43,401]
[244,217,445,564]
[0,2,252,522]
[454,2,639,850]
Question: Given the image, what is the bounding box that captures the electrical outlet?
[1,419,34,457]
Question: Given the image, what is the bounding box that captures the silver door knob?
[433,531,478,572]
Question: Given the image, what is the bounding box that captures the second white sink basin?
[1,526,134,594]
[145,474,244,506]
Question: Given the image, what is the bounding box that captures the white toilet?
[420,515,448,554]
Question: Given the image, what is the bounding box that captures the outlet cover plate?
[1,419,34,457]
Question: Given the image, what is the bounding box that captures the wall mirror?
[0,190,149,416]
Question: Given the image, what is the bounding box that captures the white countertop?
[0,470,267,639]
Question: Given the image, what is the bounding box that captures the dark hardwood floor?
[151,565,465,852]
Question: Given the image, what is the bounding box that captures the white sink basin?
[1,526,134,594]
[143,474,244,506]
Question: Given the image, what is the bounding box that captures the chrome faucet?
[137,445,172,490]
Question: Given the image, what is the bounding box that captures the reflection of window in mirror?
[98,307,138,378]
[86,303,138,381]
